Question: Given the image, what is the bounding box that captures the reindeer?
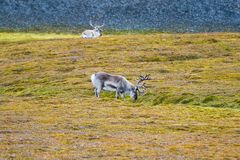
[91,72,151,100]
[82,21,104,39]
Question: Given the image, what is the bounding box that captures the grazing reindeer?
[82,21,104,39]
[91,72,151,100]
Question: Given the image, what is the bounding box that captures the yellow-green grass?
[0,32,239,159]
[0,32,79,43]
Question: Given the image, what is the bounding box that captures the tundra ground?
[0,32,239,159]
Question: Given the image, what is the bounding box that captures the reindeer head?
[89,20,104,34]
[130,75,151,100]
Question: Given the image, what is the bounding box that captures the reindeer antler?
[136,75,151,95]
[89,20,104,28]
[136,74,151,85]
[97,23,105,28]
[89,20,94,27]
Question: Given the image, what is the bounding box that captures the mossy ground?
[0,32,239,159]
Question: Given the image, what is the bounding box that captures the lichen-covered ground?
[0,32,239,159]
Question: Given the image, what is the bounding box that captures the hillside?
[0,0,240,32]
[0,32,239,159]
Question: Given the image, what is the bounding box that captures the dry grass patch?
[0,32,239,159]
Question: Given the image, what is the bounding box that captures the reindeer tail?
[91,74,96,84]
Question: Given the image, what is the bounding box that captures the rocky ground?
[0,0,240,32]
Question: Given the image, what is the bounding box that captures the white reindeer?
[82,21,104,39]
[91,72,151,100]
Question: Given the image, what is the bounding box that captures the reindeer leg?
[116,89,120,99]
[94,88,98,97]
[95,87,101,97]
[121,93,126,100]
